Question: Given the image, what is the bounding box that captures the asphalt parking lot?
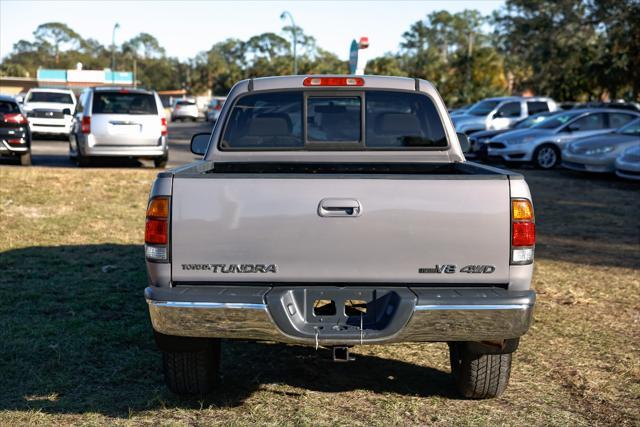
[0,120,212,168]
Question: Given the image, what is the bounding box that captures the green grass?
[0,165,638,425]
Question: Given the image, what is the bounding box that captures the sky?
[1,0,504,63]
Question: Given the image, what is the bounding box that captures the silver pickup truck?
[144,75,536,399]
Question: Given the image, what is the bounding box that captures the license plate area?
[265,287,417,343]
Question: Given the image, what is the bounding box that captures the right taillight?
[511,198,535,265]
[81,116,91,134]
[145,197,170,261]
[160,117,168,136]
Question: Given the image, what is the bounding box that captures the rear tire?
[449,342,512,399]
[533,144,560,169]
[19,152,32,166]
[154,156,168,168]
[162,339,221,395]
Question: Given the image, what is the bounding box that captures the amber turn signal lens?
[512,199,533,221]
[147,197,169,219]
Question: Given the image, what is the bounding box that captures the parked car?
[0,95,31,165]
[615,144,640,180]
[487,109,640,169]
[171,99,199,122]
[205,97,225,122]
[22,88,76,137]
[468,111,555,159]
[144,75,537,399]
[452,96,557,134]
[562,118,640,173]
[69,87,168,167]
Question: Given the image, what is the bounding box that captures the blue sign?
[349,39,359,74]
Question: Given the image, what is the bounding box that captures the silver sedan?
[562,118,640,173]
[615,143,640,180]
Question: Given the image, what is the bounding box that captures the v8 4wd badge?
[418,264,495,274]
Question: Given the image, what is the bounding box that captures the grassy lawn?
[0,165,638,426]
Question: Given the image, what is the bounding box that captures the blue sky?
[1,1,504,62]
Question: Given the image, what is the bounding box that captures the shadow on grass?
[0,244,455,418]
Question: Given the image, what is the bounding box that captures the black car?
[0,95,31,165]
[467,111,556,160]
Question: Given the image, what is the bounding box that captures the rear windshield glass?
[0,101,20,114]
[177,100,196,106]
[220,90,447,150]
[92,92,158,115]
[27,92,73,104]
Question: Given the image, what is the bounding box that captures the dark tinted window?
[497,102,521,117]
[527,101,549,114]
[220,90,447,150]
[92,92,158,115]
[176,100,196,106]
[27,91,73,104]
[609,113,636,129]
[307,97,361,142]
[534,112,581,129]
[221,92,303,149]
[366,91,447,148]
[620,119,640,135]
[0,101,20,114]
[569,113,605,131]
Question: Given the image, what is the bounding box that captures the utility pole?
[280,11,297,75]
[111,22,120,83]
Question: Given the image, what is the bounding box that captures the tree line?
[1,0,638,106]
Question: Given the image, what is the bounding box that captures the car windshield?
[177,100,195,106]
[533,112,581,129]
[466,100,500,116]
[0,101,20,114]
[27,92,73,104]
[92,92,158,115]
[619,119,640,135]
[514,113,552,129]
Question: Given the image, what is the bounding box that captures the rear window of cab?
[220,91,448,150]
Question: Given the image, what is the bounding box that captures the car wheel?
[154,156,168,168]
[533,144,560,169]
[192,117,197,122]
[162,338,221,395]
[449,342,512,399]
[19,151,32,166]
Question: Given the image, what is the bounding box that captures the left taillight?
[511,198,535,265]
[145,197,170,261]
[160,117,168,136]
[81,116,91,134]
[3,113,28,124]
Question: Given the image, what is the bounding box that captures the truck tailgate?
[171,176,511,284]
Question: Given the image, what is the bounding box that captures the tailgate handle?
[318,198,362,217]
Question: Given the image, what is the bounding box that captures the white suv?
[69,87,168,167]
[23,88,77,136]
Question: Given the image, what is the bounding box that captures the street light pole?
[111,22,120,82]
[280,11,297,75]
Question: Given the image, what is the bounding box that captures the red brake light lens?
[145,197,170,245]
[160,117,168,136]
[3,113,28,124]
[81,116,91,134]
[303,77,365,87]
[512,222,536,246]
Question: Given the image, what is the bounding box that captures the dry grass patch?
[0,165,638,426]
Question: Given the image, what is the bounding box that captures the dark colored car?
[467,111,555,160]
[0,95,31,165]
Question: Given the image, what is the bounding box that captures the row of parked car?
[1,87,228,167]
[450,96,640,180]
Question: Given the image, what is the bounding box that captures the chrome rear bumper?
[146,286,535,345]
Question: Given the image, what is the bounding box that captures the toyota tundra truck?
[144,75,536,399]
